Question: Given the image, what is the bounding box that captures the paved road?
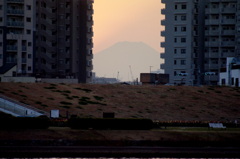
[0,146,240,158]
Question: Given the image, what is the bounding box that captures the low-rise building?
[140,73,169,85]
[219,57,240,87]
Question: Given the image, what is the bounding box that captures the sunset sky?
[93,0,165,54]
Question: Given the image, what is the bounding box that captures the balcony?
[22,58,27,63]
[205,31,220,36]
[7,0,24,3]
[221,52,235,58]
[6,45,18,51]
[221,30,235,36]
[221,41,236,47]
[22,46,27,51]
[160,53,165,58]
[205,52,219,58]
[161,19,166,26]
[7,21,24,27]
[161,8,166,14]
[6,57,17,63]
[221,19,236,25]
[205,19,220,25]
[222,8,236,14]
[204,64,219,70]
[7,9,24,15]
[160,63,165,69]
[160,42,165,47]
[205,41,219,47]
[206,8,220,14]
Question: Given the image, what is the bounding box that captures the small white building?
[219,57,240,87]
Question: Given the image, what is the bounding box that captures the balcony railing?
[6,57,17,63]
[22,58,27,63]
[7,21,24,27]
[6,45,18,51]
[7,0,24,3]
[22,46,27,51]
[7,9,24,15]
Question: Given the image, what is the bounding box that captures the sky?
[92,0,165,54]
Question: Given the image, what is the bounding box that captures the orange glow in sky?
[93,0,165,53]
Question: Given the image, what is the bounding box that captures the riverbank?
[0,127,240,157]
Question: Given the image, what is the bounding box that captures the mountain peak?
[93,41,160,81]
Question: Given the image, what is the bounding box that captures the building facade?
[161,0,240,85]
[35,0,94,83]
[219,57,240,87]
[0,0,94,83]
[0,0,36,76]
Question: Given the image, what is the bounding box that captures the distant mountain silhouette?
[93,41,161,82]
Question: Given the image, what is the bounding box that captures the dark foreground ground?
[0,127,240,158]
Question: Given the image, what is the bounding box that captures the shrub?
[75,88,92,93]
[60,101,72,105]
[60,106,70,109]
[94,96,104,101]
[44,86,56,89]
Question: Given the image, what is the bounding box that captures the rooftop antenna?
[129,65,134,83]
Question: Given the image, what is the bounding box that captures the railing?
[7,21,24,27]
[22,58,27,63]
[7,0,24,3]
[7,9,24,15]
[0,94,49,117]
[6,57,17,63]
[0,98,42,117]
[6,45,18,51]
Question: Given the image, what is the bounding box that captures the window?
[174,27,177,32]
[0,54,2,59]
[182,5,187,9]
[181,27,186,32]
[181,60,186,65]
[26,5,31,10]
[0,5,2,10]
[0,17,2,22]
[28,54,31,59]
[28,66,31,71]
[28,42,32,46]
[0,42,2,46]
[174,15,177,21]
[181,15,186,21]
[174,49,177,54]
[181,38,186,43]
[221,79,226,85]
[174,60,177,65]
[26,30,31,34]
[175,5,178,10]
[174,38,177,43]
[26,17,31,22]
[181,49,186,54]
[0,30,2,34]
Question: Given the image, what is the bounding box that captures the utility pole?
[150,66,153,73]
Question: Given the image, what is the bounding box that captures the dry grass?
[0,83,240,121]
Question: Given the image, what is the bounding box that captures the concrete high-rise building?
[35,0,94,83]
[161,0,240,85]
[0,0,36,76]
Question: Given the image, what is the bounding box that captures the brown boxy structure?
[140,73,169,85]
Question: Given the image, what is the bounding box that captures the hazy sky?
[93,0,165,54]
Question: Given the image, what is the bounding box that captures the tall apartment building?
[161,0,240,85]
[0,0,35,76]
[0,0,94,83]
[35,0,94,83]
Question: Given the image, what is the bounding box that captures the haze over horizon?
[92,0,165,54]
[92,0,165,80]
